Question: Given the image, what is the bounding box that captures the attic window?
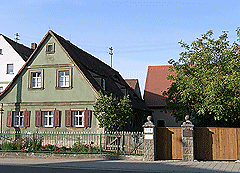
[46,43,55,54]
[102,78,106,91]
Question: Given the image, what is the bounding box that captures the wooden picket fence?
[156,127,240,161]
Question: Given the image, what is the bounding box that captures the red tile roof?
[144,65,174,107]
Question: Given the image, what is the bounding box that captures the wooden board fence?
[194,127,239,160]
[156,127,240,161]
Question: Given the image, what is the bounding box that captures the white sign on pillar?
[144,128,153,134]
[145,134,153,139]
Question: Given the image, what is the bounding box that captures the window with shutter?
[84,110,91,128]
[72,111,84,127]
[65,110,72,127]
[53,110,60,127]
[42,111,53,127]
[35,110,42,127]
[24,111,30,127]
[6,111,13,127]
[13,111,24,127]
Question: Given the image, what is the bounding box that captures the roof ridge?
[49,30,121,76]
[1,34,32,50]
[1,34,34,61]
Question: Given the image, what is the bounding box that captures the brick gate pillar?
[142,116,156,161]
[181,115,194,161]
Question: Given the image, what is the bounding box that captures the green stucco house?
[0,30,149,133]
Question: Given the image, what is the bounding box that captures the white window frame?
[29,70,43,89]
[31,72,42,88]
[56,68,71,89]
[7,64,13,74]
[13,111,24,127]
[72,111,84,127]
[42,111,53,127]
[59,70,70,87]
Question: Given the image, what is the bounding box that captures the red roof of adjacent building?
[144,65,174,107]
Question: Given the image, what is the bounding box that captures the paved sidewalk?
[0,158,240,172]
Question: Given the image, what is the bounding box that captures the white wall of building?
[0,35,26,92]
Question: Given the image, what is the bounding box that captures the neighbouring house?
[125,79,141,98]
[0,34,34,93]
[0,30,150,133]
[144,65,181,127]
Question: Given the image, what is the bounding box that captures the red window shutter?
[24,111,30,127]
[35,110,42,127]
[65,110,72,127]
[84,110,92,127]
[6,111,13,127]
[53,110,60,127]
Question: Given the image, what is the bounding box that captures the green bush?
[71,142,100,153]
[1,141,18,151]
[40,144,56,151]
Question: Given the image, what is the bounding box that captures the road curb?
[0,152,143,161]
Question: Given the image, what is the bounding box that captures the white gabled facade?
[0,34,33,93]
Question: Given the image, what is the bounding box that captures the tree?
[93,91,133,132]
[164,28,240,127]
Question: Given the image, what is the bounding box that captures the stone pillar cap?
[182,115,194,126]
[143,116,155,127]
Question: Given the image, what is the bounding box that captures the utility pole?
[109,47,113,68]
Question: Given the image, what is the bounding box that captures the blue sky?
[1,0,240,96]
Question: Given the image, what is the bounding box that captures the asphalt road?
[0,158,239,173]
[0,165,145,173]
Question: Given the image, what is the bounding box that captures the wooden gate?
[156,127,182,160]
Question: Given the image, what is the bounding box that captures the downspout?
[0,103,3,133]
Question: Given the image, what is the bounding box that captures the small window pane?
[0,87,3,93]
[42,111,53,127]
[31,72,42,88]
[47,45,53,52]
[72,111,84,127]
[0,49,2,54]
[102,79,106,90]
[7,64,13,74]
[14,111,24,127]
[59,70,70,87]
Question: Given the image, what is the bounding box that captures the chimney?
[31,43,37,50]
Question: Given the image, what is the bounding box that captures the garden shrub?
[71,141,100,153]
